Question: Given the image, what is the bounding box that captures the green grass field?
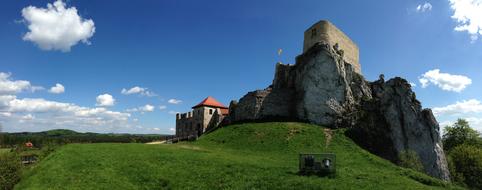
[15,122,462,189]
[0,148,10,155]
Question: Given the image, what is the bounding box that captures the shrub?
[398,150,424,172]
[442,119,481,152]
[448,144,482,190]
[0,153,22,190]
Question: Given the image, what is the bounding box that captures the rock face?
[348,78,450,181]
[229,42,451,180]
[232,42,371,127]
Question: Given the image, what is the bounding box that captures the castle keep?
[175,96,229,137]
[303,20,360,73]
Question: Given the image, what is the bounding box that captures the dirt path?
[323,128,333,148]
[145,140,166,144]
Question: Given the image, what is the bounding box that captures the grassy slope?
[15,122,461,190]
[0,148,10,155]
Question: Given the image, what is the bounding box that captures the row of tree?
[0,129,171,148]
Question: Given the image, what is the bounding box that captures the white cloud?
[126,104,155,113]
[153,128,161,131]
[121,86,156,97]
[168,99,182,104]
[416,2,433,12]
[433,99,482,116]
[0,72,149,133]
[22,114,35,120]
[0,72,42,95]
[419,69,471,92]
[168,111,179,115]
[96,94,115,107]
[21,0,95,52]
[169,128,175,132]
[0,95,131,131]
[466,117,482,132]
[140,104,155,112]
[449,0,482,41]
[159,105,167,110]
[0,112,12,117]
[409,82,417,87]
[48,83,65,94]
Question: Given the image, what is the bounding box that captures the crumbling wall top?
[303,20,361,74]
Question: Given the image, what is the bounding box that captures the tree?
[442,119,482,189]
[449,144,482,189]
[442,119,480,152]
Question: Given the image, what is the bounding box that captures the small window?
[209,109,213,115]
[311,28,317,38]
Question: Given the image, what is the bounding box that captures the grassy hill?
[15,122,462,189]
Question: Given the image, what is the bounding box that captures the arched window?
[209,109,213,115]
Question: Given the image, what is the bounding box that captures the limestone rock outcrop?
[229,42,450,180]
[232,42,371,128]
[348,78,450,181]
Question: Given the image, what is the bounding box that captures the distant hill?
[41,129,80,136]
[15,122,462,189]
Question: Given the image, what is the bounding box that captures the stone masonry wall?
[303,20,361,74]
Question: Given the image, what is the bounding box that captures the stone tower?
[175,96,229,137]
[303,20,361,74]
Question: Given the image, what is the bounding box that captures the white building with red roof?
[175,96,229,138]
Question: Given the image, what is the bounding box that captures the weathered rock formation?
[231,42,370,128]
[348,77,450,181]
[228,20,450,180]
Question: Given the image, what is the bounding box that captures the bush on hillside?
[0,153,22,190]
[448,144,482,190]
[398,150,424,172]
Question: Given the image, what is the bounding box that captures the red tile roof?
[220,108,229,115]
[192,96,228,109]
[25,142,33,148]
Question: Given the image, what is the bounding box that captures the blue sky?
[0,0,481,134]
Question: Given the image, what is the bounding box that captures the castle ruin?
[227,20,451,180]
[303,20,360,74]
[173,20,450,181]
[175,96,229,138]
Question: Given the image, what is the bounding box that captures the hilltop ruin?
[228,20,450,181]
[175,20,450,181]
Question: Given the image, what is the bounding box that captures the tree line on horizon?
[0,129,169,148]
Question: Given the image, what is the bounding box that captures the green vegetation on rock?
[16,122,461,189]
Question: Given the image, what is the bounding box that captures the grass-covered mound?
[15,122,461,189]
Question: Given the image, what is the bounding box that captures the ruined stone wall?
[175,112,196,137]
[303,20,360,74]
[272,63,295,89]
[231,88,295,122]
[176,106,226,137]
